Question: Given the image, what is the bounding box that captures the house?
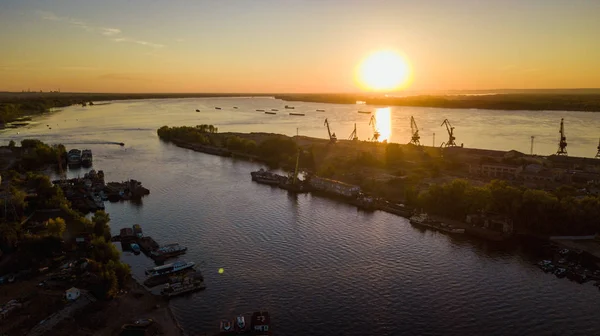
[466,213,514,234]
[65,287,81,301]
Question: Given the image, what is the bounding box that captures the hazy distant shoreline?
[2,90,600,112]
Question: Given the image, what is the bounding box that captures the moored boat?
[150,243,188,261]
[67,149,82,166]
[358,110,372,114]
[160,276,205,298]
[145,261,195,277]
[235,315,247,332]
[220,320,233,333]
[81,149,92,167]
[251,169,286,185]
[132,224,143,238]
[265,111,276,115]
[316,109,325,112]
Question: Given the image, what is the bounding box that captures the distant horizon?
[3,88,600,96]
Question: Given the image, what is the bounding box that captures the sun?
[358,50,411,91]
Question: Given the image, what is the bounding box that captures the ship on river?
[145,261,195,278]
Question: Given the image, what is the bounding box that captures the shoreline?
[3,91,600,114]
[163,137,512,242]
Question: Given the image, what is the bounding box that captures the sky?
[1,0,599,93]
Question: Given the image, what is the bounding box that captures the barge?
[251,169,286,186]
[145,261,195,277]
[160,276,205,298]
[150,243,188,261]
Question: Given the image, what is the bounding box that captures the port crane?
[440,119,457,147]
[324,118,337,143]
[409,116,421,146]
[348,123,358,141]
[556,118,568,156]
[369,115,380,141]
[595,138,600,159]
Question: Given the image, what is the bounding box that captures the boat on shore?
[251,169,286,186]
[289,113,305,116]
[145,261,195,277]
[150,243,188,261]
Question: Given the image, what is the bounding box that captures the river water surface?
[1,98,599,335]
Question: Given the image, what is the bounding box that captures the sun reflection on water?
[375,107,392,142]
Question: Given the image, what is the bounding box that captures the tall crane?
[440,119,457,147]
[324,118,337,143]
[369,115,380,142]
[409,116,421,146]
[348,123,358,141]
[595,138,600,159]
[556,118,567,156]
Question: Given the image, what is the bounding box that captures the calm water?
[1,98,600,335]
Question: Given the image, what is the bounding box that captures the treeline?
[275,93,600,112]
[0,142,130,298]
[157,125,308,167]
[0,101,58,124]
[415,179,600,235]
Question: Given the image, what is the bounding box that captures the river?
[1,98,599,335]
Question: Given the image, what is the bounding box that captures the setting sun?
[358,51,411,91]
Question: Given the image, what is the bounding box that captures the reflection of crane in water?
[440,119,457,147]
[369,115,380,141]
[324,118,337,143]
[556,118,568,156]
[409,116,420,146]
[348,123,358,141]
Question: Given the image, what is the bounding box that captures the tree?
[8,140,15,148]
[92,210,111,240]
[47,217,66,237]
[385,143,404,167]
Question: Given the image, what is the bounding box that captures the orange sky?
[1,0,599,93]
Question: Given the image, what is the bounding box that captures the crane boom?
[440,119,457,147]
[409,116,420,146]
[348,123,358,141]
[556,118,568,155]
[324,118,337,143]
[369,115,380,141]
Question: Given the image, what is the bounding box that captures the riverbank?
[274,92,600,112]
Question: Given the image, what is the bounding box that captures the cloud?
[113,37,164,48]
[101,28,121,36]
[500,64,516,71]
[36,10,164,48]
[175,38,185,42]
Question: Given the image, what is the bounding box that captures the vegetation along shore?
[0,140,181,335]
[158,125,600,240]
